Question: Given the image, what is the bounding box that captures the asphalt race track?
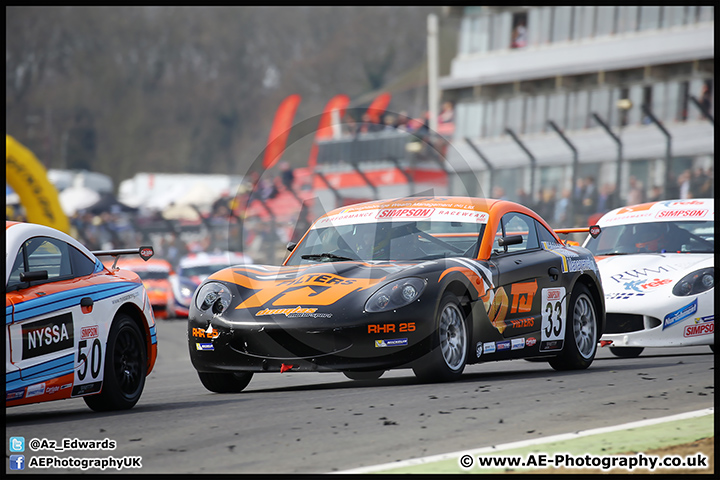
[6,317,715,474]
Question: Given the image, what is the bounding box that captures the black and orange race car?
[188,196,605,393]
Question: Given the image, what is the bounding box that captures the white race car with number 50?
[583,198,714,357]
[6,221,158,411]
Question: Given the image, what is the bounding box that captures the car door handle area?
[548,267,560,281]
[80,297,94,308]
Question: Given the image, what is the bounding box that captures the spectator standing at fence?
[165,232,188,269]
[358,112,382,135]
[581,176,598,216]
[554,188,572,226]
[626,176,645,206]
[437,101,455,138]
[343,113,359,137]
[492,186,508,201]
[438,101,455,124]
[690,166,713,199]
[382,114,397,131]
[699,83,712,117]
[647,185,663,203]
[596,183,617,214]
[677,169,692,199]
[394,111,411,132]
[535,187,556,224]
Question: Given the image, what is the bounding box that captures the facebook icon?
[10,455,25,470]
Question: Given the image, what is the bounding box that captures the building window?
[698,6,714,23]
[595,6,616,37]
[510,12,528,48]
[490,11,512,51]
[662,6,686,28]
[506,97,525,133]
[460,101,486,138]
[628,85,644,125]
[551,6,573,43]
[470,15,491,54]
[547,92,568,130]
[459,16,472,54]
[667,81,685,122]
[487,98,507,137]
[616,87,630,127]
[616,6,639,33]
[568,90,590,130]
[573,6,596,40]
[528,7,552,46]
[590,88,612,124]
[639,6,662,31]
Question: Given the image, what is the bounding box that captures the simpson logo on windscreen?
[22,313,74,359]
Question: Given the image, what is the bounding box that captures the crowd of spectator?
[7,94,715,266]
[488,164,714,229]
[337,101,455,160]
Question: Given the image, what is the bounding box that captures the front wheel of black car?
[343,371,384,381]
[549,284,598,371]
[413,293,469,383]
[84,314,147,412]
[198,372,253,393]
[609,346,644,358]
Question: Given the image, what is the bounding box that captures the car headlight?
[195,282,233,315]
[672,268,714,296]
[365,277,426,313]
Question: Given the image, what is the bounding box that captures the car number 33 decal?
[541,287,566,351]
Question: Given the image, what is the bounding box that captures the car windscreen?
[135,269,170,280]
[180,265,227,277]
[584,220,714,255]
[286,220,485,264]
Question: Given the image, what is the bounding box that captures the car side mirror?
[497,235,523,247]
[286,242,297,252]
[20,270,49,282]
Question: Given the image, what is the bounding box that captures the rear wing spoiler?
[92,246,154,269]
[553,225,601,246]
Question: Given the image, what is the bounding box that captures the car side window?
[7,248,27,288]
[536,220,557,245]
[69,245,97,277]
[494,212,539,254]
[24,237,73,281]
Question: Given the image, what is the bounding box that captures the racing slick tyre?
[549,284,598,371]
[84,314,147,412]
[343,371,385,381]
[609,346,644,358]
[413,293,469,383]
[198,372,253,393]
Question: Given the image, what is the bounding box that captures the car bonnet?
[596,253,713,300]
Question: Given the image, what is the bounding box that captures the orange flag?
[366,92,391,123]
[308,94,350,168]
[263,94,302,170]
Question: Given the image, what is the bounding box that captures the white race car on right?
[582,198,714,357]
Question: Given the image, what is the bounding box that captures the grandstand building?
[441,6,714,205]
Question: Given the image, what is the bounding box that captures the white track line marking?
[336,407,714,474]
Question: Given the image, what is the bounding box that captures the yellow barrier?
[6,135,70,233]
